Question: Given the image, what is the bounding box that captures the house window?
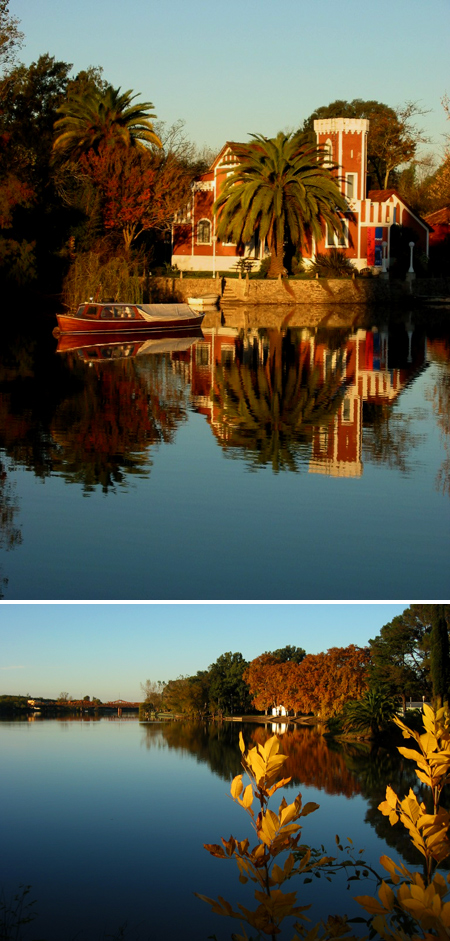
[346,173,356,200]
[324,138,333,166]
[197,219,211,244]
[326,220,348,248]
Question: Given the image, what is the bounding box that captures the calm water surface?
[0,718,425,941]
[1,304,449,599]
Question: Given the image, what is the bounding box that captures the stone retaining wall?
[152,276,449,306]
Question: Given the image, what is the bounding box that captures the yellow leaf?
[263,736,282,760]
[239,784,253,809]
[384,785,399,810]
[379,881,395,911]
[280,801,300,827]
[239,731,245,754]
[354,895,388,915]
[271,863,285,884]
[231,775,243,799]
[380,855,401,884]
[301,802,320,817]
[259,809,279,845]
[398,746,424,764]
[419,731,438,753]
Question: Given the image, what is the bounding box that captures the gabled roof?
[368,189,432,231]
[208,141,246,172]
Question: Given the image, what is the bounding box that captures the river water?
[0,303,449,599]
[0,717,426,941]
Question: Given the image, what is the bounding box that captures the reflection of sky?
[0,719,408,941]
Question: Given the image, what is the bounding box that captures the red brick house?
[171,118,430,273]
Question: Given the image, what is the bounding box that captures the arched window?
[197,219,211,244]
[324,138,333,166]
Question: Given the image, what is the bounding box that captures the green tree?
[0,54,73,286]
[430,605,450,709]
[368,605,446,708]
[268,645,306,664]
[52,84,161,162]
[208,652,252,715]
[301,98,430,190]
[213,131,348,277]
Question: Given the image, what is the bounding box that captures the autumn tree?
[292,645,371,719]
[243,654,284,714]
[75,142,193,251]
[301,98,430,190]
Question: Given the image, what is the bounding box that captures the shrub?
[308,249,357,278]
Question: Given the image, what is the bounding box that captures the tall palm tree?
[52,85,161,160]
[213,132,349,277]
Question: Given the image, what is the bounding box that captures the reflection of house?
[172,119,430,272]
[175,322,424,477]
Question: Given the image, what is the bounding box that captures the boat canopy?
[136,304,195,322]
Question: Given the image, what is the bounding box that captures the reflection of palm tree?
[212,329,347,472]
[53,85,161,160]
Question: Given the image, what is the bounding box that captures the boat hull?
[56,326,203,357]
[56,312,203,334]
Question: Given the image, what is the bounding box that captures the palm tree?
[342,689,398,738]
[52,84,161,160]
[213,132,349,278]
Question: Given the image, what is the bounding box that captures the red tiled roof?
[424,206,450,226]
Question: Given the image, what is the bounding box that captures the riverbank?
[153,274,450,307]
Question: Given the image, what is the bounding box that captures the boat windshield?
[76,305,138,320]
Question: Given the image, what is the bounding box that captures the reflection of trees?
[0,323,190,493]
[140,720,243,781]
[51,356,188,492]
[212,329,348,472]
[362,402,424,474]
[343,741,432,870]
[0,458,22,597]
[249,725,362,797]
[141,719,449,875]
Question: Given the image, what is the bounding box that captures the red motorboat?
[56,302,204,334]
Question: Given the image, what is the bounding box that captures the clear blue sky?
[11,0,450,160]
[1,603,409,701]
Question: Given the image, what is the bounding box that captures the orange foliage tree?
[245,645,371,720]
[78,143,193,250]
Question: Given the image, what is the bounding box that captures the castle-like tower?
[313,117,369,203]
